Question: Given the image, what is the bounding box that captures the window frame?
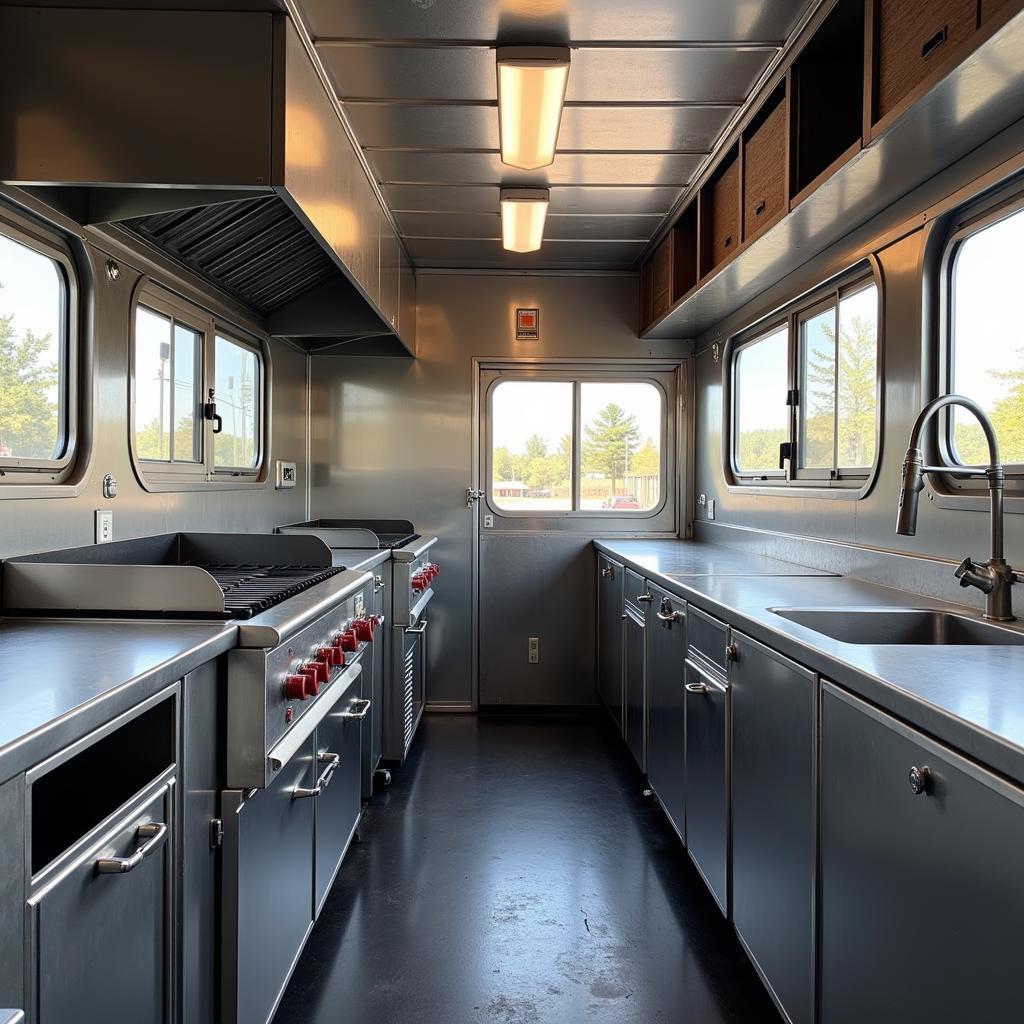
[725,261,883,498]
[483,367,675,521]
[0,209,80,486]
[934,183,1024,499]
[129,279,268,491]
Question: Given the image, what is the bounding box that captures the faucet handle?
[955,557,995,594]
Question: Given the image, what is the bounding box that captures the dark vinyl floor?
[273,712,781,1024]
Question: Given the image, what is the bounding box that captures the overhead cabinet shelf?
[0,9,415,356]
[640,0,1024,339]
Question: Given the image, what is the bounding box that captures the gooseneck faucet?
[896,394,1020,621]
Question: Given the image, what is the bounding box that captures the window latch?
[786,388,800,407]
[779,441,794,469]
[203,388,223,434]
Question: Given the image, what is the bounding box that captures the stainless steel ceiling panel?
[404,237,645,266]
[396,211,662,241]
[346,102,731,153]
[320,45,775,103]
[383,184,680,215]
[302,0,810,45]
[369,150,702,186]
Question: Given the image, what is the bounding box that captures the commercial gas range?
[1,532,383,1024]
[277,519,440,765]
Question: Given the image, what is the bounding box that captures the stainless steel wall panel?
[0,775,24,1012]
[0,9,279,187]
[0,230,308,560]
[309,274,686,706]
[478,534,596,705]
[384,184,680,216]
[369,150,702,188]
[320,45,775,105]
[301,0,808,45]
[403,237,646,269]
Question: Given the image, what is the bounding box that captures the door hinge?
[210,818,224,849]
[466,488,485,507]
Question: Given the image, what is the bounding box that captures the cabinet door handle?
[685,682,710,695]
[338,698,372,721]
[637,593,654,603]
[656,609,681,623]
[96,821,168,874]
[908,765,931,795]
[601,566,614,579]
[293,752,341,799]
[921,26,947,59]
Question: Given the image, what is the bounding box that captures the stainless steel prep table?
[0,618,237,786]
[595,538,1024,786]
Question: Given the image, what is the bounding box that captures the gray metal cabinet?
[362,573,386,799]
[684,655,729,913]
[730,632,815,1024]
[29,781,174,1024]
[314,676,365,914]
[645,584,686,838]
[624,605,647,770]
[820,683,1024,1023]
[597,554,624,729]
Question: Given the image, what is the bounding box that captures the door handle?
[406,619,428,636]
[601,566,614,579]
[293,751,340,798]
[96,821,168,874]
[637,593,654,603]
[338,698,371,721]
[685,682,710,695]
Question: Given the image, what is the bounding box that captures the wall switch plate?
[95,509,113,544]
[275,460,297,489]
[707,499,716,521]
[528,637,540,664]
[483,514,494,528]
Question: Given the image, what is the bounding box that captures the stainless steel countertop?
[596,539,1024,787]
[0,618,237,785]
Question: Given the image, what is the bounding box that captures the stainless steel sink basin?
[770,607,1024,646]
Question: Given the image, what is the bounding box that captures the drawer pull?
[637,593,654,603]
[96,821,167,874]
[755,199,766,216]
[339,698,372,721]
[921,26,947,59]
[293,752,340,798]
[685,682,710,695]
[601,566,615,579]
[908,765,931,795]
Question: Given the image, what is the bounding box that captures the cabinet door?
[31,783,173,1024]
[684,657,729,912]
[731,632,815,1024]
[315,681,364,914]
[597,555,624,729]
[821,683,1024,1023]
[645,584,686,837]
[624,607,646,770]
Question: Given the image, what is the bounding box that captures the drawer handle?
[755,199,766,216]
[908,765,932,795]
[96,821,168,874]
[656,609,682,624]
[921,26,947,59]
[601,566,614,579]
[339,697,372,721]
[637,593,654,603]
[293,752,340,799]
[685,682,710,695]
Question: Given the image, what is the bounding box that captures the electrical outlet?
[275,460,297,489]
[707,499,716,521]
[483,514,494,528]
[528,637,540,664]
[95,509,114,544]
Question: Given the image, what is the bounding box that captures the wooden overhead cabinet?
[742,84,789,244]
[701,147,741,278]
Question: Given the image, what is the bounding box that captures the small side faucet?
[896,394,1021,622]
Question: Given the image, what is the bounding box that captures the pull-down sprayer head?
[895,447,926,536]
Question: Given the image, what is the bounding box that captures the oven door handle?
[267,662,362,774]
[293,751,340,799]
[406,619,429,636]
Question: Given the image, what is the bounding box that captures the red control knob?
[299,666,321,697]
[331,645,347,668]
[373,614,385,630]
[411,574,427,592]
[284,674,310,701]
[354,618,373,642]
[337,630,358,652]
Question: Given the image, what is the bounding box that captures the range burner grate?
[202,564,347,618]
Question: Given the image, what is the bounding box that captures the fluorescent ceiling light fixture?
[501,188,549,253]
[496,46,570,170]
